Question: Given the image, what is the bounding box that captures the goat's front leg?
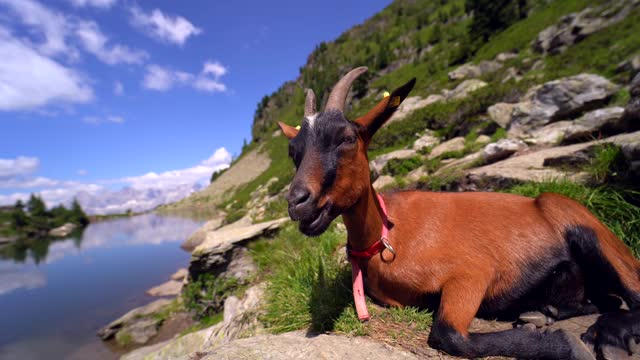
[427,277,595,360]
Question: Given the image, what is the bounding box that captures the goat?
[277,67,640,359]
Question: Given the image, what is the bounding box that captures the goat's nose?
[289,187,311,207]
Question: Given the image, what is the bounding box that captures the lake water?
[0,214,204,360]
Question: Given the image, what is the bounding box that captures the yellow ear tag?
[383,91,390,98]
[390,96,401,107]
[295,125,301,130]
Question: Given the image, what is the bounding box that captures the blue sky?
[0,0,391,212]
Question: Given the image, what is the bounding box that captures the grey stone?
[181,217,224,251]
[48,222,77,237]
[170,268,188,281]
[429,137,465,159]
[369,149,417,179]
[412,131,440,151]
[529,107,626,145]
[488,103,517,128]
[388,95,444,123]
[146,280,183,297]
[475,135,491,145]
[372,175,395,191]
[444,79,487,100]
[467,131,640,185]
[98,299,172,340]
[190,218,288,279]
[483,139,528,163]
[448,61,502,80]
[508,74,618,137]
[495,52,518,62]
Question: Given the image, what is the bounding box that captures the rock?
[529,107,626,145]
[405,167,428,182]
[181,217,224,251]
[488,103,517,128]
[122,284,266,360]
[475,135,491,145]
[170,268,188,281]
[224,247,256,284]
[495,52,518,62]
[429,137,465,159]
[369,149,417,179]
[48,222,77,237]
[444,79,487,100]
[616,54,640,77]
[534,2,635,54]
[434,151,484,177]
[146,280,183,297]
[372,175,395,191]
[623,97,640,124]
[98,298,172,340]
[388,95,444,123]
[483,139,528,163]
[412,131,440,151]
[631,72,640,97]
[0,236,17,245]
[467,131,640,186]
[192,331,421,360]
[116,318,161,346]
[507,74,618,137]
[190,218,288,279]
[502,67,522,83]
[448,61,502,80]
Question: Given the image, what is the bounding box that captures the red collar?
[347,192,395,321]
[346,192,394,259]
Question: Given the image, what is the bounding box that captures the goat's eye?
[342,135,356,145]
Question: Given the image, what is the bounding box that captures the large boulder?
[369,149,417,179]
[181,217,224,251]
[429,137,465,159]
[534,1,636,54]
[529,107,627,145]
[372,175,395,191]
[98,299,173,342]
[189,218,288,279]
[48,223,77,237]
[467,131,640,186]
[506,74,618,137]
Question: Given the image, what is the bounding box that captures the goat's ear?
[355,78,416,140]
[278,121,299,140]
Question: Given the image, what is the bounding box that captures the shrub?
[382,156,424,177]
[183,274,239,320]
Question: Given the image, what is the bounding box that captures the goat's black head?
[279,67,415,236]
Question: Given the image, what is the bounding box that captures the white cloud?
[68,0,116,9]
[142,61,228,93]
[0,0,72,57]
[0,148,232,214]
[0,27,93,111]
[113,80,124,95]
[130,6,201,45]
[82,114,124,124]
[0,156,39,178]
[0,270,46,296]
[75,20,147,65]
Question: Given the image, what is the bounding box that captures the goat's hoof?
[544,304,559,318]
[519,311,553,327]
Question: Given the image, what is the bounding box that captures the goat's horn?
[325,67,368,112]
[304,89,317,118]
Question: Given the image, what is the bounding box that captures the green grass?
[585,144,624,184]
[250,222,433,335]
[473,0,599,61]
[504,181,640,255]
[382,156,424,177]
[221,136,294,223]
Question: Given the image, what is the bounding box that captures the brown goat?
[278,67,640,359]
